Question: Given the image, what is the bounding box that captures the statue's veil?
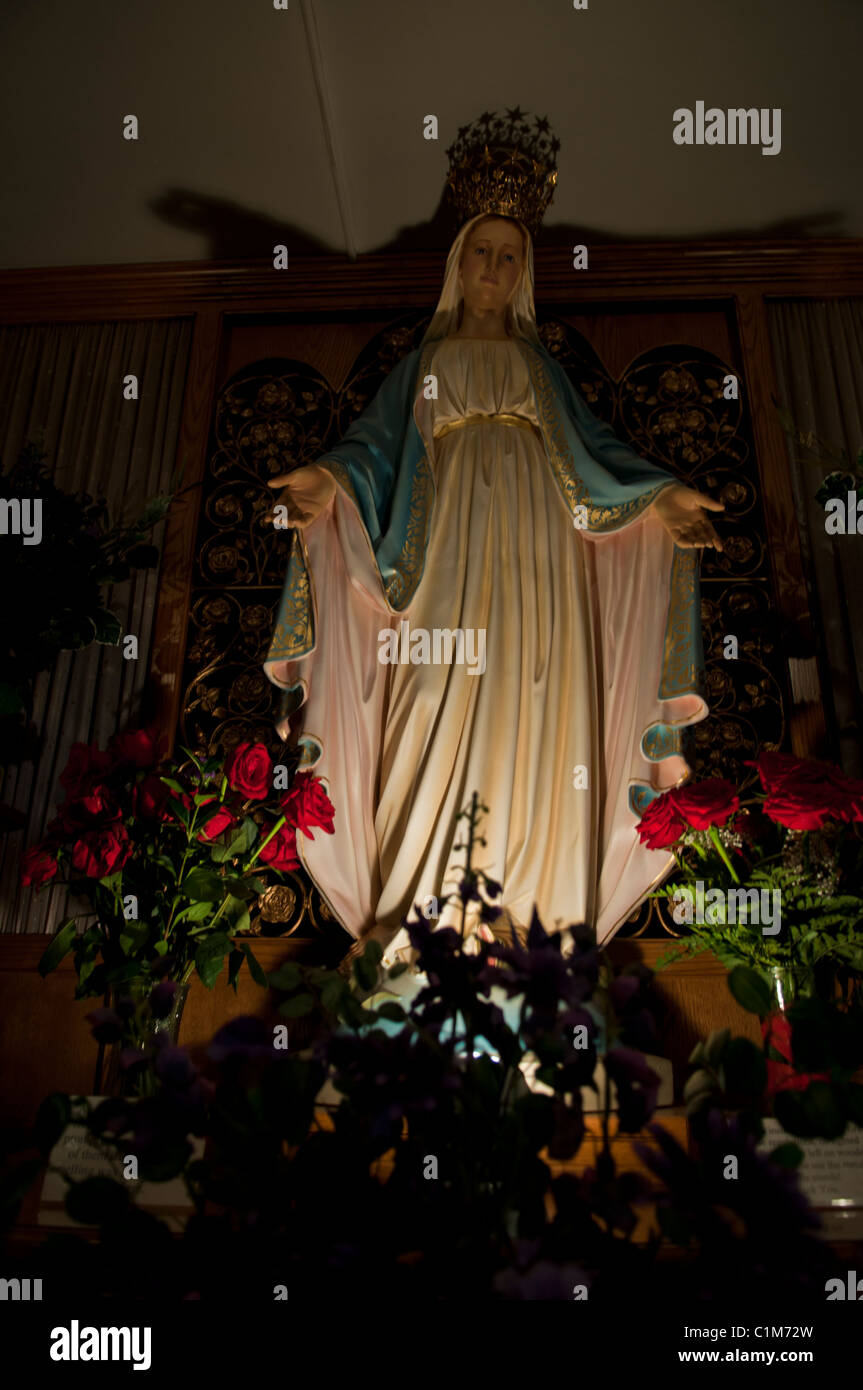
[420,211,541,348]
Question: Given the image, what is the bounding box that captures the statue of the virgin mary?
[262,112,722,983]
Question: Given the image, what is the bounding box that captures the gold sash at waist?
[433,412,542,443]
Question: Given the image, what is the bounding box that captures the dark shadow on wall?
[148,186,848,262]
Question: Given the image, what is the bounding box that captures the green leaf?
[801,1081,846,1139]
[135,493,173,529]
[194,932,232,989]
[769,1142,804,1170]
[160,777,187,795]
[727,965,773,1016]
[182,869,223,902]
[232,905,251,934]
[37,920,77,977]
[227,948,244,994]
[240,942,267,988]
[222,876,256,900]
[354,955,379,992]
[278,993,315,1018]
[91,608,122,644]
[268,962,302,991]
[78,956,98,987]
[178,901,214,923]
[219,817,258,861]
[320,977,346,1013]
[0,682,25,715]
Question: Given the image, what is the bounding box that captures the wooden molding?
[1,239,862,322]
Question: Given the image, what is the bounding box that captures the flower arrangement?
[637,752,863,997]
[5,794,860,1299]
[27,729,335,998]
[637,753,863,1103]
[5,837,850,1303]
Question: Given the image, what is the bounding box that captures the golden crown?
[444,108,559,240]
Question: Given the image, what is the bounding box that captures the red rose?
[670,778,740,830]
[258,823,299,871]
[636,791,686,850]
[107,727,160,769]
[134,774,172,821]
[280,771,335,838]
[636,778,740,850]
[751,752,863,827]
[70,825,132,878]
[197,805,237,842]
[20,844,59,888]
[59,742,113,798]
[751,752,833,794]
[763,783,859,831]
[224,742,273,801]
[761,1012,830,1098]
[61,783,124,826]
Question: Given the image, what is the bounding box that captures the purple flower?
[86,1007,124,1043]
[207,1016,275,1063]
[150,980,178,1020]
[604,1047,661,1131]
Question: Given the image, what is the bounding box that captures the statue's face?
[458,217,524,317]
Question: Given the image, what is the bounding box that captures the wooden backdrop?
[1,238,861,1124]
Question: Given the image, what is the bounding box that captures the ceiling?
[1,0,861,270]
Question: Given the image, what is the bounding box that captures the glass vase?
[100,979,191,1099]
[761,965,823,1100]
[765,964,803,1014]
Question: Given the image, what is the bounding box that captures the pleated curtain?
[767,299,863,778]
[0,319,193,934]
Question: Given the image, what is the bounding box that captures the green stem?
[246,813,287,869]
[708,826,741,884]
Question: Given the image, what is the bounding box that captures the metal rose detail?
[259,885,297,923]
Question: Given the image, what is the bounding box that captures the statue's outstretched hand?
[264,465,336,530]
[652,484,724,551]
